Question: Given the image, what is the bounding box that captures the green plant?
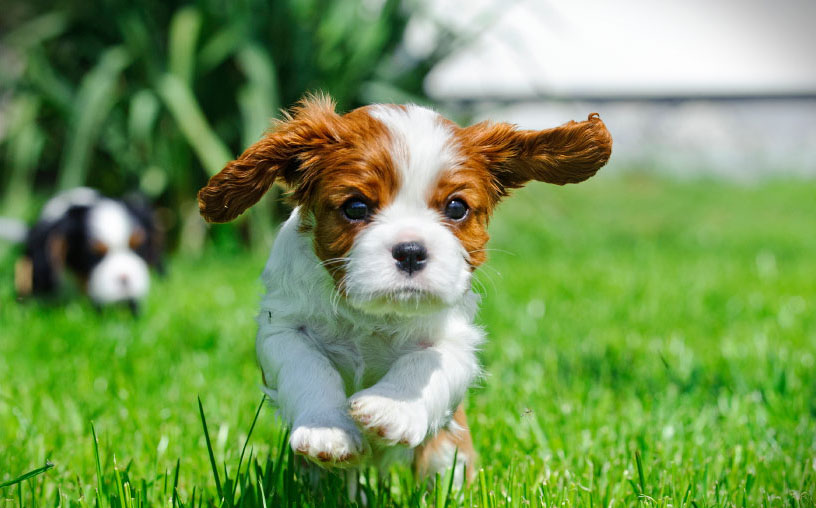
[0,0,463,249]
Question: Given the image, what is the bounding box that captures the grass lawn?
[1,174,815,507]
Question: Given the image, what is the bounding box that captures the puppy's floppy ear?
[198,95,340,223]
[461,114,612,193]
[19,215,72,297]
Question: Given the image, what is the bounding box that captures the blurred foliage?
[0,0,463,250]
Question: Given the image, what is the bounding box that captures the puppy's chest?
[314,327,429,393]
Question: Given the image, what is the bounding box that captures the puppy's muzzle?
[392,241,427,275]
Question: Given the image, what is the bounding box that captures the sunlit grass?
[1,174,815,506]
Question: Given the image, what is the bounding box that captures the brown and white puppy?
[198,95,611,483]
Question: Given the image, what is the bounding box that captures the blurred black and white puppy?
[14,187,162,311]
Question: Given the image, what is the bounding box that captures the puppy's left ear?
[461,114,612,192]
[198,95,340,223]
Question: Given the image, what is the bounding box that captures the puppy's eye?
[342,198,369,221]
[444,199,468,221]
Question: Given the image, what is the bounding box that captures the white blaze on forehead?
[342,105,471,313]
[368,104,460,208]
[88,199,134,249]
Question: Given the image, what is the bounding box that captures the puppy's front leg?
[257,330,363,467]
[349,333,480,447]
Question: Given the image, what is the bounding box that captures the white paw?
[290,417,364,468]
[348,389,429,447]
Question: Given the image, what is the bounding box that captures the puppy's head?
[20,188,161,308]
[199,95,611,315]
[82,198,154,306]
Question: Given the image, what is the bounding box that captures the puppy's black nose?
[392,241,427,275]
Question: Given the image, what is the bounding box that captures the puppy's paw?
[349,390,429,448]
[290,417,364,468]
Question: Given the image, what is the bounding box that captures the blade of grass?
[172,458,181,508]
[197,396,224,502]
[635,449,647,497]
[230,398,265,502]
[124,481,134,508]
[235,42,281,247]
[257,477,268,508]
[58,46,131,190]
[91,423,107,507]
[168,6,202,85]
[1,10,68,50]
[0,461,54,489]
[25,46,75,113]
[114,455,126,506]
[479,468,490,508]
[441,447,459,508]
[235,42,279,148]
[1,93,44,217]
[198,26,242,74]
[156,73,232,176]
[128,89,160,147]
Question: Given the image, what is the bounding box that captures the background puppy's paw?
[289,421,364,468]
[348,391,429,447]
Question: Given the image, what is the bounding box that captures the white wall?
[415,0,816,99]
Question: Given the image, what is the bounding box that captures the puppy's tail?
[0,217,28,244]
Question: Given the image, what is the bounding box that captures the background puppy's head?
[199,95,612,315]
[19,188,162,308]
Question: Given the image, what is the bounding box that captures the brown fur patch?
[299,106,400,283]
[14,256,33,297]
[427,164,494,269]
[413,404,476,483]
[457,114,612,194]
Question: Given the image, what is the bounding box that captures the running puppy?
[198,95,612,483]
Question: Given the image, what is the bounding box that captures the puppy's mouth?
[389,286,424,297]
[346,286,445,315]
[388,287,437,303]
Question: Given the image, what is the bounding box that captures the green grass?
[1,174,815,507]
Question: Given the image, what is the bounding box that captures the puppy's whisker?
[478,265,499,285]
[470,274,487,296]
[467,247,516,256]
[472,269,499,296]
[470,273,486,295]
[331,275,349,313]
[476,262,503,279]
[319,257,351,267]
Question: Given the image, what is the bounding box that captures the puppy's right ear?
[198,95,340,223]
